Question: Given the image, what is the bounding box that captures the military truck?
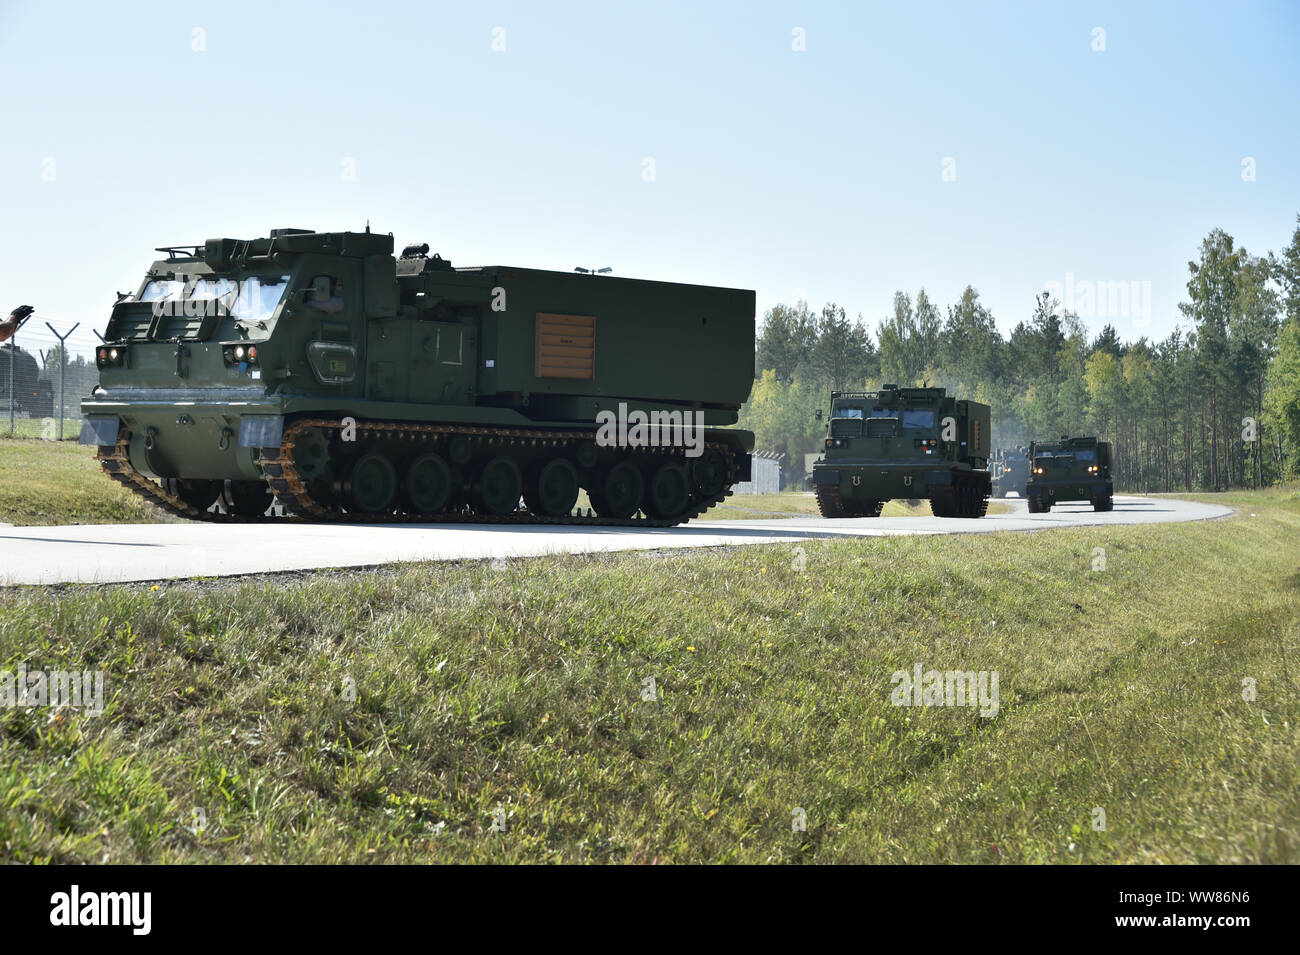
[1025,436,1113,512]
[80,228,754,525]
[810,385,991,518]
[1,342,54,418]
[990,447,1029,498]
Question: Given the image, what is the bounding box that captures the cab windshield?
[138,274,291,322]
[833,406,864,419]
[901,409,935,430]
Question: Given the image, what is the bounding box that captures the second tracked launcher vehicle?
[811,385,991,518]
[80,228,755,526]
[1025,436,1113,512]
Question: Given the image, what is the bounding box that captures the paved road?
[0,495,1231,586]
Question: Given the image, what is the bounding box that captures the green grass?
[0,437,158,526]
[1,488,1296,863]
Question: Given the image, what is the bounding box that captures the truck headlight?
[223,344,259,366]
[96,345,127,368]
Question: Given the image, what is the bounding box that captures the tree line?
[741,216,1300,491]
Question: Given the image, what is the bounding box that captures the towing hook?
[144,427,159,451]
[218,427,234,451]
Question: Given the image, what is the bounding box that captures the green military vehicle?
[2,341,54,417]
[990,446,1029,498]
[1025,436,1113,513]
[810,385,992,518]
[80,227,755,525]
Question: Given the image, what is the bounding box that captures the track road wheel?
[164,478,222,512]
[292,427,332,482]
[690,448,728,498]
[406,452,453,514]
[351,452,398,513]
[225,480,272,517]
[595,461,643,519]
[525,458,580,517]
[645,461,691,520]
[479,456,522,516]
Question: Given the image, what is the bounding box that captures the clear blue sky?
[1,0,1297,360]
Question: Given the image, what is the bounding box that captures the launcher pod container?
[990,447,1029,498]
[80,228,755,525]
[811,385,991,518]
[1025,436,1113,513]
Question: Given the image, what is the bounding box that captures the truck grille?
[866,417,897,437]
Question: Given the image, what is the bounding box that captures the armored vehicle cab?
[1025,436,1113,512]
[810,385,991,518]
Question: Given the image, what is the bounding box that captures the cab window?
[834,406,864,419]
[305,275,345,314]
[902,409,935,430]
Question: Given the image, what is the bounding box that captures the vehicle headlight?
[96,345,127,368]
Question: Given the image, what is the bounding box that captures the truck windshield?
[138,275,291,322]
[834,406,864,418]
[901,409,935,429]
[1076,449,1096,461]
[870,408,898,418]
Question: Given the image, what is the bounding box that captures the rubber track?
[927,470,991,518]
[97,419,737,528]
[813,484,883,518]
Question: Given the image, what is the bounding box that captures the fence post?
[44,322,80,440]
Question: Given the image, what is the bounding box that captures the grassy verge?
[0,437,157,525]
[1,488,1296,863]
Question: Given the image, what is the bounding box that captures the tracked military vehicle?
[1025,436,1113,512]
[80,228,754,525]
[810,385,991,518]
[990,447,1029,498]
